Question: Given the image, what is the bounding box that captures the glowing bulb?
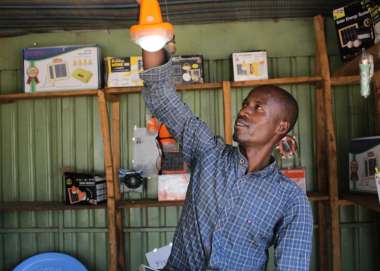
[130,0,174,52]
[136,35,170,52]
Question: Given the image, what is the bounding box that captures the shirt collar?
[236,147,278,179]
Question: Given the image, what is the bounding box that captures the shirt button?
[240,159,244,165]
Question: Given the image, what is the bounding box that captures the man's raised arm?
[142,49,166,69]
[140,49,219,164]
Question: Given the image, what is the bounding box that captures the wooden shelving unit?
[339,193,380,212]
[0,201,106,212]
[2,15,378,271]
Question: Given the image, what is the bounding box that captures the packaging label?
[334,7,346,20]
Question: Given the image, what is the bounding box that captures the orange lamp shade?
[130,0,174,52]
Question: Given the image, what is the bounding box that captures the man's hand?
[142,49,166,70]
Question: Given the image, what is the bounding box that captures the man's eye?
[255,105,263,110]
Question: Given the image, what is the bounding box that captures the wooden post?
[222,81,233,144]
[372,74,380,134]
[314,15,342,271]
[314,48,329,271]
[110,95,126,271]
[97,90,117,271]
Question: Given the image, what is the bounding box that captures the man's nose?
[239,107,250,117]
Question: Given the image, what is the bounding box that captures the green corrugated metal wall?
[0,18,379,271]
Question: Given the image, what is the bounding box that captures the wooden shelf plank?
[0,89,98,102]
[0,192,329,212]
[231,76,322,88]
[0,201,106,212]
[0,76,322,103]
[105,82,223,95]
[331,75,360,86]
[339,193,380,212]
[333,43,380,76]
[118,199,184,209]
[117,192,328,209]
[307,192,329,201]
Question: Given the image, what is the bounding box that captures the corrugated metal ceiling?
[0,0,350,37]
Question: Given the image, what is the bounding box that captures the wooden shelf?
[339,193,380,212]
[0,89,99,102]
[117,192,328,209]
[230,76,322,88]
[333,43,380,77]
[0,201,106,212]
[307,192,329,201]
[0,76,324,103]
[0,192,329,212]
[118,199,184,209]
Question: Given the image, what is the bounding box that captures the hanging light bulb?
[130,0,174,52]
[359,48,374,98]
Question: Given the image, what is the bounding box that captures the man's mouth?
[235,118,248,128]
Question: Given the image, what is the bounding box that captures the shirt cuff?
[140,51,173,83]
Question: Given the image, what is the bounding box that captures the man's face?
[233,89,283,147]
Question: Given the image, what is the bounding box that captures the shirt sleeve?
[273,191,313,271]
[140,59,220,165]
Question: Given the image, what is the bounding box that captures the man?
[140,49,313,271]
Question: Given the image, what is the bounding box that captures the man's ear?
[276,120,290,135]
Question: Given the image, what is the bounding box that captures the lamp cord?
[164,0,170,22]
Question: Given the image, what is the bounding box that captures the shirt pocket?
[241,219,272,250]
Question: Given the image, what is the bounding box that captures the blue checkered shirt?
[141,60,313,271]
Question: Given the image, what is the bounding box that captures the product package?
[158,173,190,201]
[104,56,144,87]
[362,0,380,43]
[332,2,374,62]
[281,168,306,192]
[172,55,204,84]
[349,136,380,194]
[23,45,101,92]
[232,51,268,81]
[64,172,106,205]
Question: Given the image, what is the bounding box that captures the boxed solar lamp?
[281,168,306,193]
[171,55,204,84]
[64,172,107,205]
[332,2,374,62]
[23,45,101,92]
[104,56,144,87]
[158,173,190,201]
[349,136,380,194]
[232,51,268,81]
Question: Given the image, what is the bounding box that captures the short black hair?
[248,85,299,133]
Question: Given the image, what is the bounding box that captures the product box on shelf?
[64,172,106,205]
[23,45,101,92]
[332,2,374,62]
[171,55,204,84]
[349,136,380,194]
[362,0,380,43]
[232,51,268,81]
[104,56,144,87]
[281,168,306,192]
[158,173,190,201]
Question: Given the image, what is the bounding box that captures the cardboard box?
[362,0,380,43]
[333,2,374,62]
[105,56,144,87]
[232,51,268,81]
[64,172,106,205]
[281,168,306,192]
[158,174,190,201]
[23,45,101,92]
[172,55,204,84]
[349,136,380,194]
